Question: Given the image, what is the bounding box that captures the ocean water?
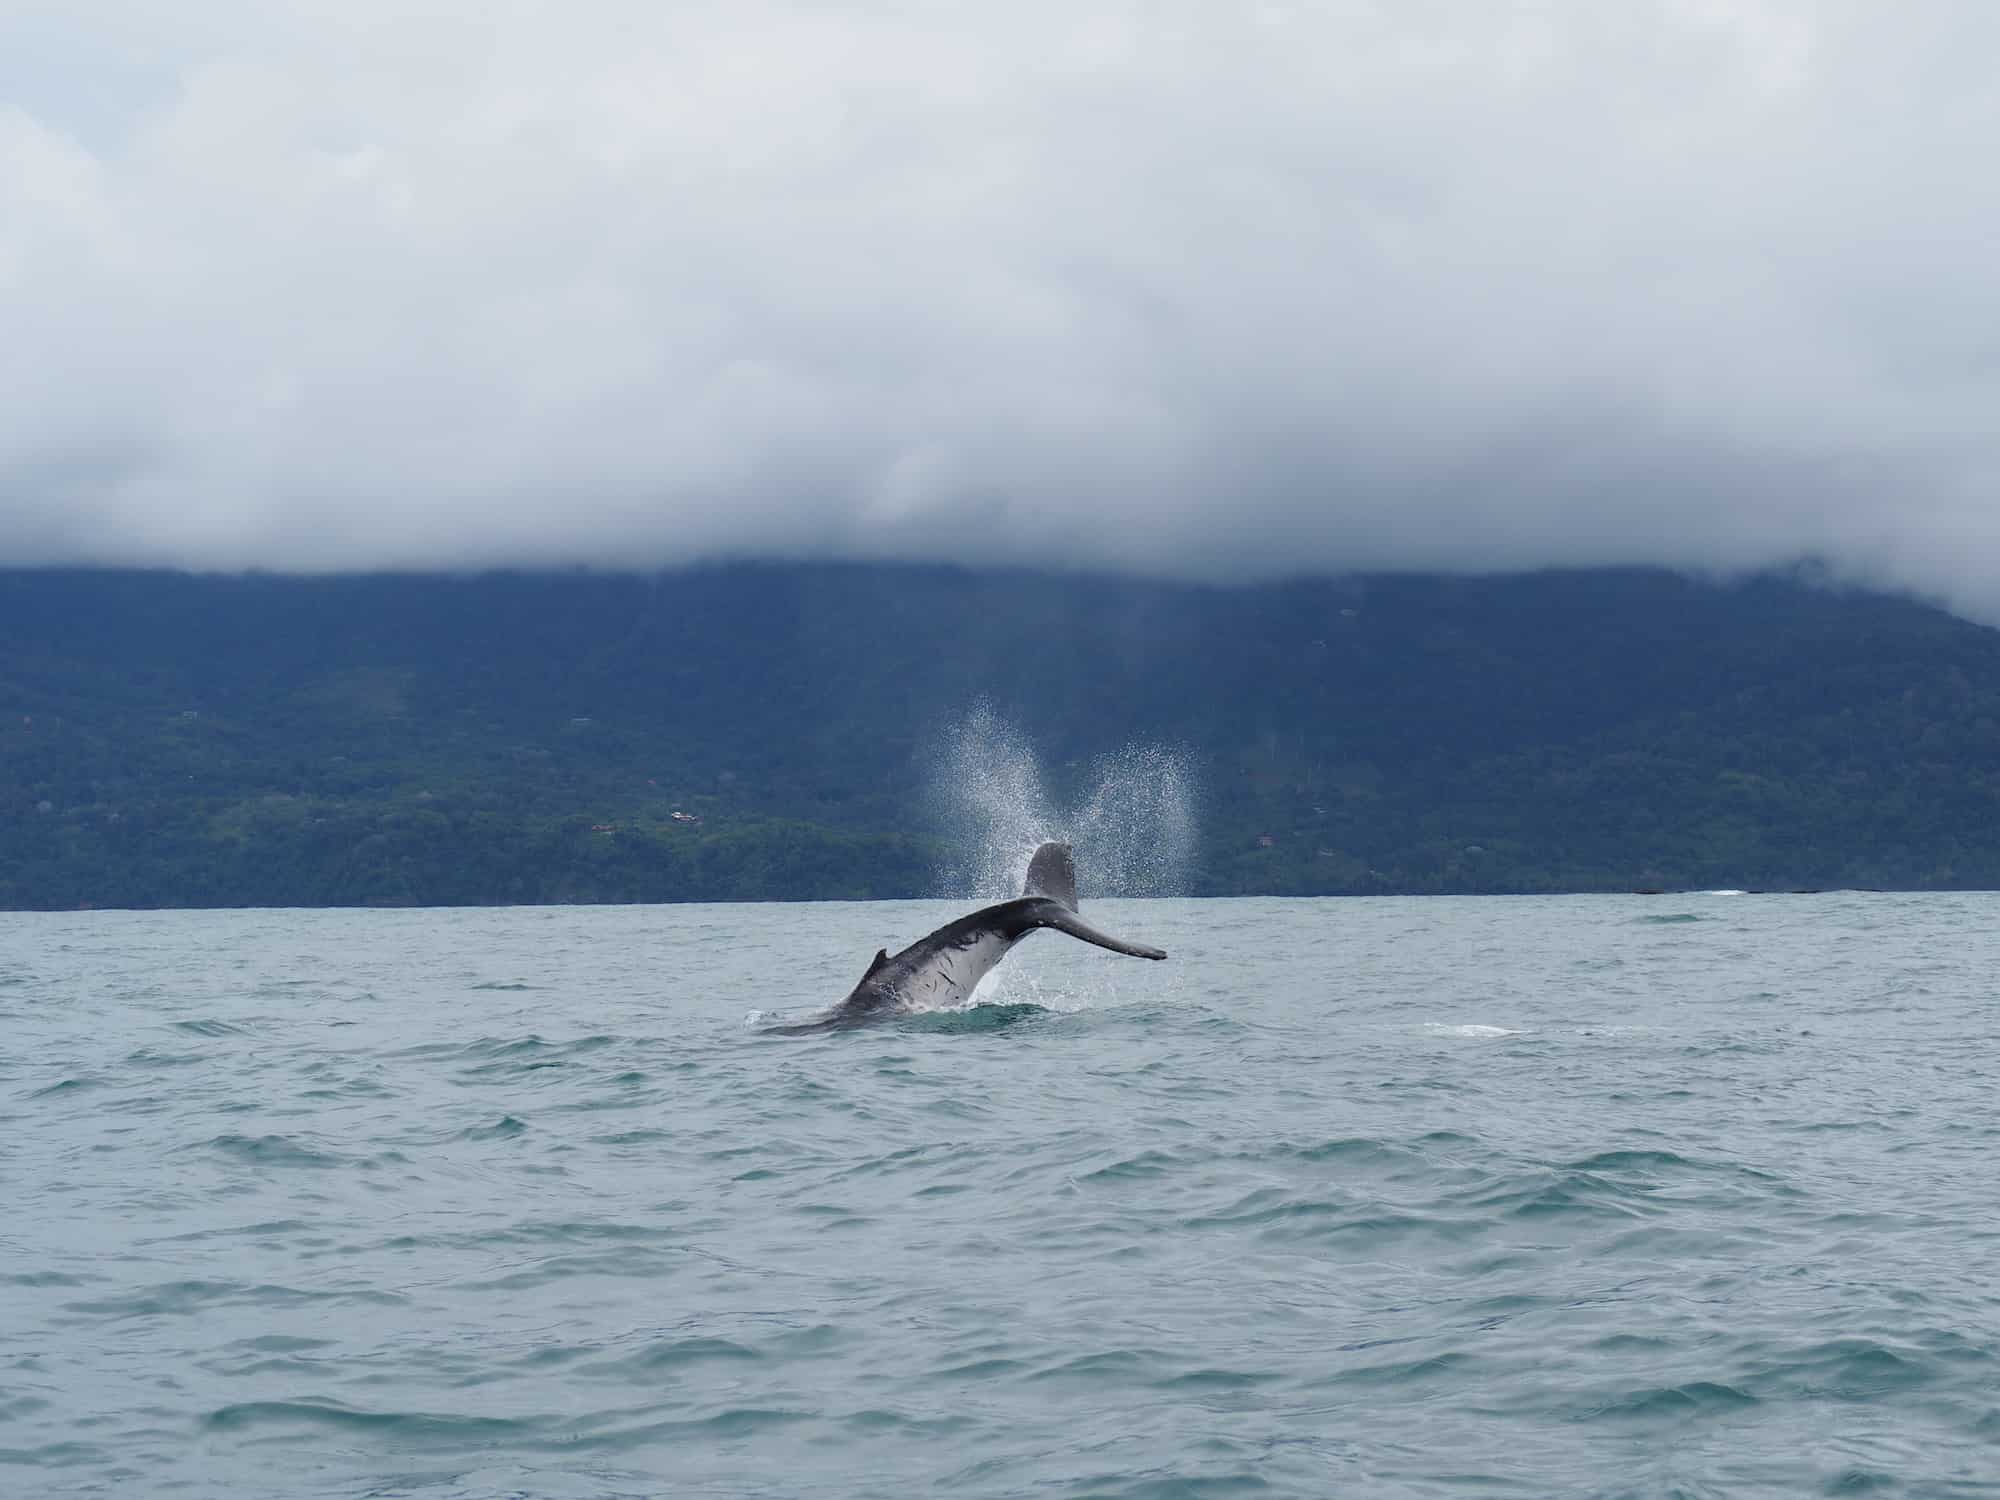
[5,892,2000,1498]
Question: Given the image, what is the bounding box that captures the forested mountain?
[4,563,1999,909]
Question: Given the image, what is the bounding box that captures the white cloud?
[5,2,2000,613]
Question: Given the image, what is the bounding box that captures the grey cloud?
[5,2,2000,615]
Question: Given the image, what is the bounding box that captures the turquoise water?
[4,893,1999,1497]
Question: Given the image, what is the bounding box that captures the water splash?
[930,705,1199,900]
[1068,742,1201,899]
[929,706,1053,898]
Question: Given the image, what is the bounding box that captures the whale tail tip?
[1023,841,1078,911]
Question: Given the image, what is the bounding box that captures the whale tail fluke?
[1021,842,1162,957]
[1034,901,1166,960]
[1023,841,1078,910]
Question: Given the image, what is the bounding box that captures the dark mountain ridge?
[3,563,1997,908]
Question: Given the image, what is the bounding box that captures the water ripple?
[4,895,2000,1497]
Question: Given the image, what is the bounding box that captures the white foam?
[1421,1023,1525,1039]
[744,1006,832,1030]
[967,968,1094,1015]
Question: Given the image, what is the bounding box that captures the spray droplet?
[930,704,1198,899]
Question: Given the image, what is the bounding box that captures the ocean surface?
[5,892,2000,1498]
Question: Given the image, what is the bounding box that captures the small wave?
[171,1018,247,1036]
[1634,913,1702,924]
[933,1356,1029,1380]
[460,1115,529,1141]
[235,1334,333,1354]
[4,1270,93,1288]
[447,1034,620,1077]
[1580,1380,1759,1422]
[1417,1129,1478,1147]
[1151,1366,1282,1391]
[1559,1149,1781,1187]
[1182,1187,1344,1231]
[0,1441,100,1468]
[29,1076,102,1097]
[1752,1338,1935,1400]
[123,1048,206,1068]
[577,1337,763,1377]
[901,1003,1048,1033]
[1569,1148,1700,1172]
[1465,1168,1654,1221]
[556,1407,810,1451]
[1421,1023,1524,1039]
[463,1247,685,1293]
[64,1279,406,1319]
[203,1398,524,1444]
[1312,1350,1473,1388]
[1287,1136,1406,1164]
[138,1219,315,1247]
[462,1219,675,1249]
[454,1034,616,1059]
[1026,1349,1159,1383]
[198,1133,344,1169]
[1080,1148,1201,1183]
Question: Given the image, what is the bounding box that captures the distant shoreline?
[4,885,1982,918]
[9,564,2000,907]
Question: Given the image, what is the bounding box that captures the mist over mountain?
[5,563,1999,910]
[8,6,2000,617]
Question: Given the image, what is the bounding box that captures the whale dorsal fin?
[862,948,890,980]
[1023,841,1078,911]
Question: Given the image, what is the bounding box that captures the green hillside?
[3,564,1998,908]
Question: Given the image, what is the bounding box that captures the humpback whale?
[768,842,1166,1034]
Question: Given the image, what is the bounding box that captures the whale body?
[767,842,1165,1034]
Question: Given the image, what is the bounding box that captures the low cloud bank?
[5,4,2000,615]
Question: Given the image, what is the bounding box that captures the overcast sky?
[5,3,2000,612]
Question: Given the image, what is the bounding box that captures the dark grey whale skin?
[767,844,1166,1035]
